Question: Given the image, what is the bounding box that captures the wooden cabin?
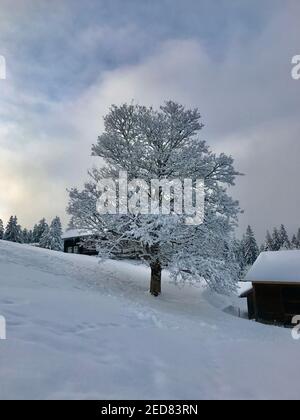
[62,230,98,256]
[240,251,300,326]
[62,229,141,260]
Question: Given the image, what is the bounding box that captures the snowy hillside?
[0,240,299,400]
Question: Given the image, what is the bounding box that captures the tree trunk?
[150,261,162,296]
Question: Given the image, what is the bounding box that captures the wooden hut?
[240,251,300,325]
[62,230,141,259]
[62,230,98,256]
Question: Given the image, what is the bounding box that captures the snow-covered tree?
[22,228,34,244]
[49,217,63,251]
[33,219,48,243]
[296,228,300,249]
[279,224,290,250]
[291,234,299,249]
[22,228,29,243]
[233,238,247,275]
[264,230,274,251]
[4,216,23,243]
[68,102,241,295]
[32,224,39,243]
[27,229,34,244]
[243,225,259,266]
[67,217,76,231]
[39,226,50,249]
[272,228,281,251]
[39,217,63,251]
[0,219,4,240]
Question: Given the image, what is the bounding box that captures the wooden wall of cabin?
[247,293,255,320]
[253,283,300,325]
[63,237,98,256]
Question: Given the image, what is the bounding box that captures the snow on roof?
[62,229,94,240]
[244,251,300,284]
[239,282,253,297]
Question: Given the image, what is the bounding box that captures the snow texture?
[1,240,300,400]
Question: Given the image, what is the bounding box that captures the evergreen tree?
[27,229,34,244]
[22,228,30,244]
[297,228,300,249]
[49,217,63,251]
[243,225,259,266]
[32,224,39,243]
[33,219,48,243]
[39,217,63,251]
[272,228,281,251]
[279,224,290,250]
[39,226,50,249]
[264,230,274,251]
[4,216,23,243]
[291,234,299,249]
[233,237,249,277]
[0,219,4,240]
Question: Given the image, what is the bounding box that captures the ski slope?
[0,240,299,400]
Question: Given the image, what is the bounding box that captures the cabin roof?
[62,229,94,240]
[243,251,300,284]
[240,288,254,298]
[239,283,253,298]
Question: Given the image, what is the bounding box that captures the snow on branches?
[68,101,242,295]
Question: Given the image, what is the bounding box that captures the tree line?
[0,216,63,251]
[263,225,300,251]
[236,224,300,274]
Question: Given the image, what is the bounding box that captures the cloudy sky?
[0,0,299,241]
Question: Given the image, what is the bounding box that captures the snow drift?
[0,240,299,400]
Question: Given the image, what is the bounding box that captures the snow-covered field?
[0,240,299,400]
